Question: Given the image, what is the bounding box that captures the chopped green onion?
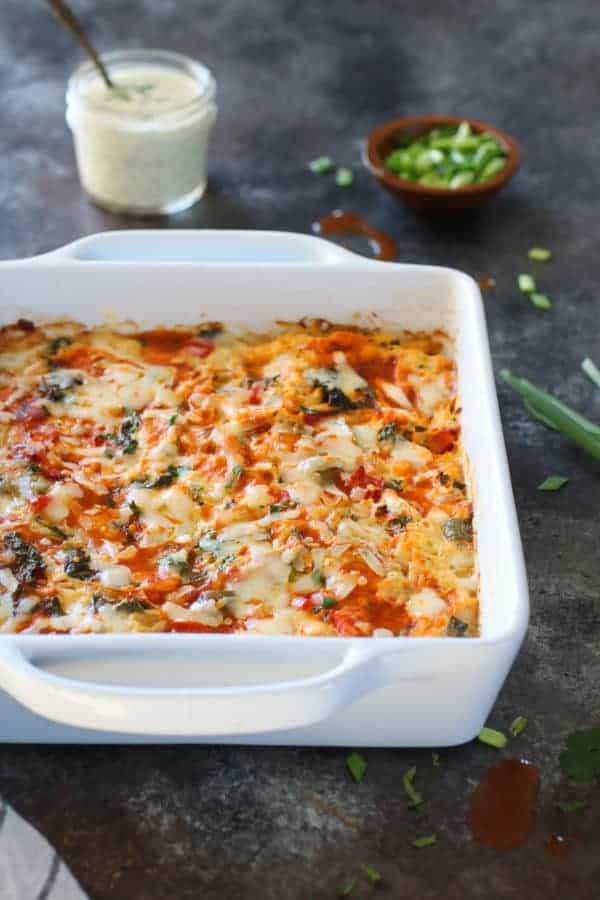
[402,766,424,808]
[538,475,569,492]
[411,835,437,849]
[530,292,552,310]
[517,273,536,293]
[478,157,506,180]
[528,247,552,261]
[321,597,337,608]
[335,167,354,187]
[500,370,600,462]
[383,121,506,189]
[336,878,356,897]
[225,463,244,491]
[478,727,507,749]
[311,568,325,586]
[359,864,382,885]
[582,357,600,391]
[509,715,528,737]
[557,799,588,814]
[449,171,475,189]
[523,399,559,431]
[346,751,367,783]
[309,155,334,174]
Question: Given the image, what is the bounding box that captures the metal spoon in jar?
[46,0,114,89]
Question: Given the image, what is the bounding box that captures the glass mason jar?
[66,49,217,215]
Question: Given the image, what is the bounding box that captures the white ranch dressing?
[66,50,217,215]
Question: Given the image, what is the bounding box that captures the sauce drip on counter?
[314,211,397,262]
[466,758,541,850]
[545,834,573,857]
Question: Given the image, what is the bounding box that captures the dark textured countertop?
[1,2,599,898]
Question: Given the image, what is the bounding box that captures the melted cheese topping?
[0,318,478,636]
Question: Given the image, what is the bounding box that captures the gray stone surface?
[0,1,599,897]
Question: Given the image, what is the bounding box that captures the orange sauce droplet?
[545,834,573,857]
[466,758,541,850]
[314,211,397,261]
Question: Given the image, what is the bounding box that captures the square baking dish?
[0,230,528,745]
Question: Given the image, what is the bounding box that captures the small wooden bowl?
[364,115,521,214]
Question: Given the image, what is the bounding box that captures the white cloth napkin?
[0,799,88,899]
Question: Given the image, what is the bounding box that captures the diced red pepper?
[248,383,263,404]
[31,494,51,513]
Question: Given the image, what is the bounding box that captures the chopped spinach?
[378,422,399,442]
[32,596,63,616]
[387,515,412,534]
[63,548,96,580]
[4,532,45,584]
[385,479,403,491]
[133,464,180,489]
[446,616,468,636]
[48,336,72,356]
[162,557,195,582]
[217,554,235,572]
[114,599,150,614]
[39,372,83,403]
[34,517,69,541]
[269,498,297,514]
[442,518,473,543]
[117,408,141,455]
[321,385,355,410]
[197,323,223,338]
[198,532,224,554]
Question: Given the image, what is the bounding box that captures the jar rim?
[66,48,216,124]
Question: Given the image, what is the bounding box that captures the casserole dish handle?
[31,230,363,265]
[0,642,389,736]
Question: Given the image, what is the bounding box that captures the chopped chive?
[500,370,600,462]
[509,715,528,737]
[517,273,536,293]
[530,292,552,310]
[322,597,337,608]
[309,155,334,174]
[411,835,436,849]
[168,413,178,426]
[359,864,381,885]
[346,751,367,783]
[582,357,600,391]
[402,766,424,808]
[538,475,569,492]
[478,727,507,749]
[557,799,588,814]
[336,878,356,897]
[335,167,354,187]
[528,247,552,261]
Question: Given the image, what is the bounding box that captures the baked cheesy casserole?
[0,317,478,636]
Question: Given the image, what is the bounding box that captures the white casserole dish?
[0,230,528,745]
